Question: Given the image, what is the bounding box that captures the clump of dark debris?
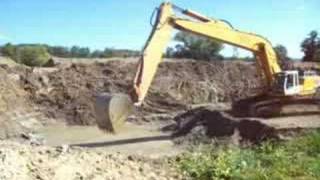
[166,107,279,145]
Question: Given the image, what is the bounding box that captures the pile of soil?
[20,59,262,125]
[0,65,43,139]
[170,106,278,145]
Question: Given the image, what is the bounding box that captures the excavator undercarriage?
[232,93,320,118]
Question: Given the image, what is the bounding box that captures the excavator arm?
[94,2,283,133]
[132,2,281,104]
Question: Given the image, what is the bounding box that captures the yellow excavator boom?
[132,2,281,104]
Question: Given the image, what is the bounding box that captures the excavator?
[94,2,320,133]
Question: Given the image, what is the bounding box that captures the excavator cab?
[273,71,300,96]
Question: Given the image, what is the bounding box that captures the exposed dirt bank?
[0,59,261,130]
[0,58,318,141]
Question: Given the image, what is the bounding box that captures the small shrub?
[15,46,51,67]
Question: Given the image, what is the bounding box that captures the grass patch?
[177,130,320,180]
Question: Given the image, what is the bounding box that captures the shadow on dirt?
[70,135,172,148]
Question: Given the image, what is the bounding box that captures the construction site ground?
[0,57,319,179]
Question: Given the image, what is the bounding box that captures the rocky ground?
[0,141,182,180]
[0,57,319,179]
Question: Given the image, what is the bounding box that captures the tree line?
[0,43,140,66]
[0,44,140,59]
[0,30,319,67]
[46,45,140,58]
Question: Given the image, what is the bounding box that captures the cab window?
[287,75,294,88]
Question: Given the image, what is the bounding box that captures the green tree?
[165,47,175,58]
[274,44,291,69]
[48,46,70,57]
[274,44,288,61]
[301,30,320,62]
[172,31,223,60]
[78,47,90,58]
[1,43,16,58]
[91,50,104,58]
[15,45,51,66]
[103,48,114,58]
[70,46,80,57]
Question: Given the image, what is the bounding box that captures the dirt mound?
[21,62,135,125]
[0,65,44,139]
[170,107,278,145]
[19,59,261,125]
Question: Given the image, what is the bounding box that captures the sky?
[0,0,319,58]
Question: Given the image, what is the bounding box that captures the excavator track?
[232,93,320,118]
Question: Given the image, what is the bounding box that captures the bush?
[1,43,16,57]
[177,130,320,179]
[14,45,51,67]
[169,32,223,60]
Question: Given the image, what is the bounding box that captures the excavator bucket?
[94,93,133,133]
